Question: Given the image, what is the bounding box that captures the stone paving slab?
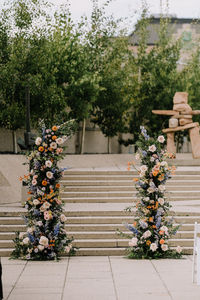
[2,256,200,300]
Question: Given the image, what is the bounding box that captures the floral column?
[126,126,182,259]
[11,122,75,260]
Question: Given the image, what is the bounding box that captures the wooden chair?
[192,222,200,284]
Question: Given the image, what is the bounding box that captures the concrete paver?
[2,256,200,300]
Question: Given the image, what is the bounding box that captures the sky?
[0,0,200,29]
[52,0,200,22]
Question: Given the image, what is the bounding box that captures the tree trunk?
[80,119,86,154]
[12,130,17,154]
[107,136,111,154]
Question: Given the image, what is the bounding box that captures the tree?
[126,9,182,144]
[84,0,133,153]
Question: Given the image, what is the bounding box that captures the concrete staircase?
[1,168,200,256]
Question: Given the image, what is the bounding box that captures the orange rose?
[133,178,139,182]
[146,240,151,246]
[159,230,164,235]
[42,180,48,186]
[160,239,165,244]
[52,135,57,140]
[52,126,57,131]
[56,183,60,189]
[149,217,153,222]
[152,171,158,177]
[38,146,44,152]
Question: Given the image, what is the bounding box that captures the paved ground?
[2,255,200,300]
[1,154,200,299]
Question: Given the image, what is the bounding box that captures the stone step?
[62,186,200,192]
[0,232,16,240]
[63,196,200,203]
[1,215,198,227]
[61,180,200,187]
[70,238,194,248]
[62,175,200,181]
[55,230,195,240]
[65,215,200,224]
[0,223,195,235]
[64,170,200,176]
[65,223,195,232]
[0,225,25,232]
[0,208,199,218]
[0,238,194,249]
[0,217,24,225]
[77,247,193,255]
[0,215,191,225]
[61,190,200,198]
[64,171,137,176]
[0,246,193,257]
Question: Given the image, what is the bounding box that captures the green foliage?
[125,6,182,144]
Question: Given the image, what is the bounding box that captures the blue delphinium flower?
[142,150,147,157]
[54,224,60,236]
[140,126,150,140]
[125,223,139,235]
[28,233,35,243]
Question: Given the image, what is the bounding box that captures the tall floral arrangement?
[126,127,182,259]
[11,120,76,260]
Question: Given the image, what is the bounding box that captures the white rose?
[65,244,72,253]
[148,145,156,152]
[147,187,155,193]
[42,202,51,210]
[160,226,168,233]
[46,171,53,179]
[150,243,158,252]
[19,232,25,239]
[140,165,148,173]
[22,237,30,245]
[27,227,34,234]
[35,137,42,146]
[32,179,37,186]
[33,199,40,206]
[50,142,57,149]
[39,236,49,247]
[143,197,150,202]
[176,245,182,254]
[129,237,138,247]
[158,198,165,205]
[143,230,152,239]
[150,157,155,162]
[161,244,168,251]
[140,172,145,178]
[38,245,44,251]
[60,214,66,222]
[36,221,43,226]
[158,185,165,192]
[160,161,168,167]
[56,137,64,145]
[45,160,52,168]
[157,135,165,143]
[135,153,140,160]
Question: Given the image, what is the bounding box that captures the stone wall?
[0,127,192,154]
[0,128,134,154]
